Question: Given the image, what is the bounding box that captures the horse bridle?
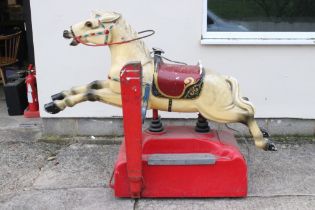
[72,18,155,47]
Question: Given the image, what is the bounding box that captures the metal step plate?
[148,153,216,165]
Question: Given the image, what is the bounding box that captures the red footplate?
[112,126,247,198]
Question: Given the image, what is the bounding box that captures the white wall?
[31,0,315,119]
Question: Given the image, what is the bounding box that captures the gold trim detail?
[153,73,199,99]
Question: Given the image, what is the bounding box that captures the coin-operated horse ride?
[44,11,277,198]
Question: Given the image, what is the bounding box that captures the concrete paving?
[0,89,41,131]
[136,196,315,210]
[0,93,315,209]
[0,188,135,210]
[32,144,119,190]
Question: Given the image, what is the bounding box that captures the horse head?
[63,11,121,46]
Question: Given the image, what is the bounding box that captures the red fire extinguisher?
[24,64,40,118]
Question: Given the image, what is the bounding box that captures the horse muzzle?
[69,39,79,46]
[63,30,73,39]
[63,30,79,46]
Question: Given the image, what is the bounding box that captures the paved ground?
[0,88,315,210]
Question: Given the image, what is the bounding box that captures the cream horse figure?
[44,11,276,151]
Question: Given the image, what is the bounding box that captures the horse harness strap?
[168,99,173,112]
[74,20,115,46]
[142,83,151,122]
[73,19,155,47]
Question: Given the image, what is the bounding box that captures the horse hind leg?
[197,76,277,151]
[51,80,109,101]
[246,117,277,151]
[198,104,276,151]
[228,77,277,151]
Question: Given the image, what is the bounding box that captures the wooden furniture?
[0,31,21,84]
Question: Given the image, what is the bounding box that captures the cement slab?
[0,129,41,143]
[247,142,315,196]
[0,188,134,210]
[41,117,315,137]
[136,196,315,210]
[0,100,42,130]
[267,119,315,136]
[33,144,119,189]
[0,141,62,195]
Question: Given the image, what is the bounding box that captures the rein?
[73,21,155,47]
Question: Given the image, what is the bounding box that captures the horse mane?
[119,18,151,58]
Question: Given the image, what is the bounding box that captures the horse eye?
[85,21,93,28]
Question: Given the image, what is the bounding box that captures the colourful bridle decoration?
[73,19,155,47]
[73,20,115,47]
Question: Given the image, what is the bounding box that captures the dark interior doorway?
[0,0,35,117]
[0,0,35,66]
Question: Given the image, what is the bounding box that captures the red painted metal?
[156,63,202,97]
[112,61,247,198]
[152,109,159,120]
[24,64,40,118]
[112,126,247,197]
[119,62,143,198]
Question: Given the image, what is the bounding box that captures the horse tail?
[225,76,255,116]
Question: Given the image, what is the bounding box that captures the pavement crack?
[248,194,315,198]
[27,186,106,192]
[133,198,139,210]
[29,162,46,190]
[29,144,66,190]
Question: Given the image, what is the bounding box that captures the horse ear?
[91,10,102,18]
[100,12,121,23]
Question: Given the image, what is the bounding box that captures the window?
[202,0,315,44]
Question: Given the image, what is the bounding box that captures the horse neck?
[109,42,151,66]
[108,19,153,75]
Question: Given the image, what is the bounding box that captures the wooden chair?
[0,31,21,85]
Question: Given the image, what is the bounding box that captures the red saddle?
[152,63,204,99]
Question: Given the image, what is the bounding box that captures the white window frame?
[201,0,315,45]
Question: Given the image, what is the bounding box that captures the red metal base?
[24,107,40,118]
[111,126,247,198]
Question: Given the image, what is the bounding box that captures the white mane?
[116,18,151,59]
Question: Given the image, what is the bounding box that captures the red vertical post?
[120,62,143,198]
[153,109,159,120]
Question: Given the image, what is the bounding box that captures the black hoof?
[44,102,61,114]
[264,140,277,151]
[51,92,65,101]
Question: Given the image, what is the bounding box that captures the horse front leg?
[45,93,87,114]
[50,80,110,101]
[44,86,121,114]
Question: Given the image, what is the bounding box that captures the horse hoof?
[242,97,249,101]
[265,140,277,151]
[51,92,65,101]
[44,102,61,114]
